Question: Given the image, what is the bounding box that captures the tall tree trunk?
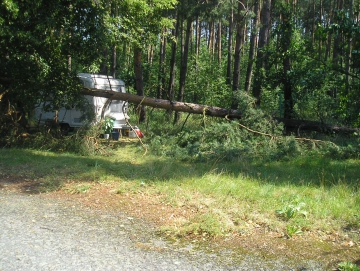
[332,0,344,68]
[195,15,201,58]
[245,0,259,92]
[174,19,192,124]
[232,0,246,109]
[134,46,146,122]
[194,15,201,103]
[226,5,234,85]
[111,45,116,78]
[252,0,271,104]
[324,0,335,62]
[67,55,72,71]
[100,48,108,75]
[148,45,154,66]
[158,28,167,99]
[281,1,293,119]
[317,0,322,60]
[345,0,354,93]
[311,0,316,46]
[217,21,222,64]
[167,11,180,114]
[208,21,215,55]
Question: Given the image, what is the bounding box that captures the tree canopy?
[1,0,360,139]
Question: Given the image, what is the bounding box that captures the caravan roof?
[78,73,126,92]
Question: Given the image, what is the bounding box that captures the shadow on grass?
[246,156,360,187]
[0,147,359,195]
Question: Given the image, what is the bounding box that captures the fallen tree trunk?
[80,87,359,134]
[275,118,359,134]
[80,87,242,119]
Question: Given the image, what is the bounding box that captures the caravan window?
[109,100,123,112]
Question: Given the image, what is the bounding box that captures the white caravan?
[35,73,129,133]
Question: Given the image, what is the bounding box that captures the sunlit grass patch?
[0,146,359,244]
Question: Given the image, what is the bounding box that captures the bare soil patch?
[1,176,359,270]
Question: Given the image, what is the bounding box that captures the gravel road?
[0,191,326,271]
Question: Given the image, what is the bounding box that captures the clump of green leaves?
[286,225,303,238]
[102,117,114,134]
[276,197,308,221]
[338,261,360,271]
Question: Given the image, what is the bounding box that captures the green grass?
[0,145,359,241]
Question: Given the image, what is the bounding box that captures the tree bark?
[245,0,259,92]
[100,48,108,75]
[134,46,146,122]
[174,19,192,124]
[324,0,334,62]
[332,0,344,69]
[157,28,167,99]
[345,0,354,93]
[275,118,360,134]
[280,1,293,119]
[252,0,271,104]
[111,45,116,78]
[232,0,246,109]
[80,87,242,119]
[167,11,180,106]
[217,21,222,64]
[226,5,234,86]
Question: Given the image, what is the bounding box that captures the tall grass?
[1,139,359,240]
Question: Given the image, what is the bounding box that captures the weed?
[66,184,92,194]
[286,225,303,238]
[183,212,224,237]
[337,261,360,271]
[276,198,308,221]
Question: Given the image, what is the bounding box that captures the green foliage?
[109,0,176,47]
[276,197,308,221]
[0,0,107,137]
[182,212,224,237]
[103,118,114,134]
[338,262,360,271]
[286,225,303,238]
[146,92,308,163]
[0,0,176,138]
[320,136,360,160]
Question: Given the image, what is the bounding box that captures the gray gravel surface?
[0,191,326,271]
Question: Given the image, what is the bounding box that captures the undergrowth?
[4,89,360,162]
[142,91,358,162]
[9,123,113,156]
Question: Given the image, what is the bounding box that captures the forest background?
[1,0,360,135]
